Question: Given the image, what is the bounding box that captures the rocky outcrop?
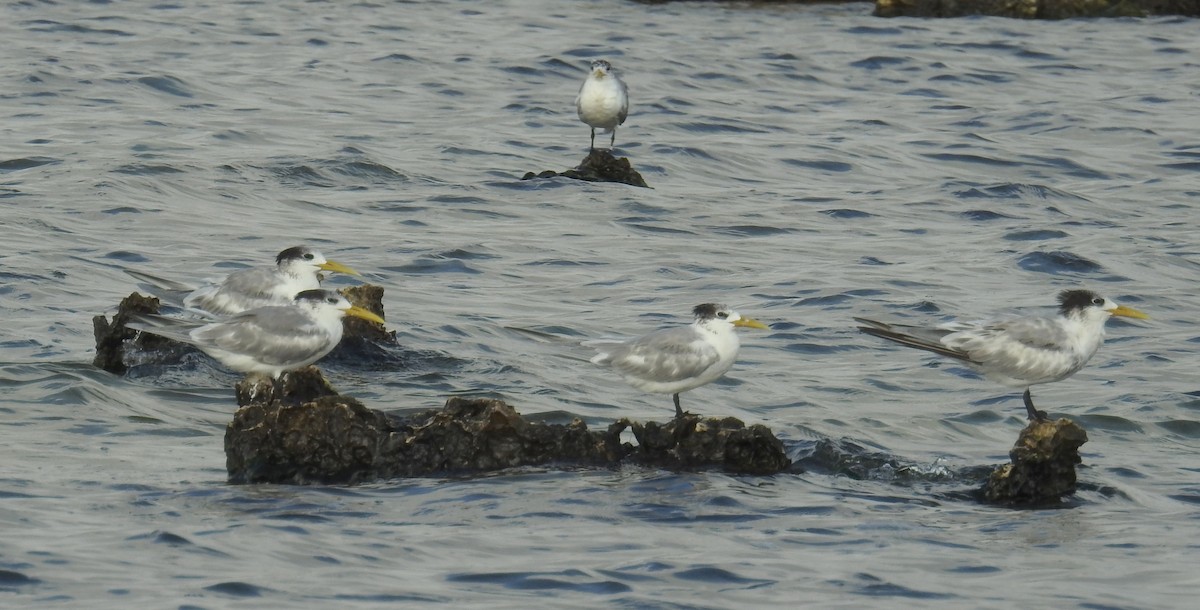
[97,290,1089,501]
[224,367,791,483]
[981,418,1089,505]
[92,292,171,375]
[522,149,649,188]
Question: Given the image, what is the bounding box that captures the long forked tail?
[853,317,978,364]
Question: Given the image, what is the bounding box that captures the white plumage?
[127,289,385,379]
[575,59,630,150]
[588,303,768,418]
[125,245,359,317]
[856,289,1148,421]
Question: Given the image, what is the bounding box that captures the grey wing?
[996,317,1070,349]
[946,316,1080,382]
[617,78,630,124]
[854,317,976,364]
[948,316,1069,355]
[184,267,281,313]
[194,308,330,366]
[605,327,719,383]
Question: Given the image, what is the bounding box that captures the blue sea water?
[2,0,1199,607]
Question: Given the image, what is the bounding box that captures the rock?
[226,395,623,484]
[874,0,1200,18]
[224,369,792,484]
[627,415,792,475]
[92,292,170,375]
[522,150,649,188]
[981,418,1089,505]
[338,284,393,342]
[235,366,340,407]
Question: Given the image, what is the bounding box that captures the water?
[3,0,1199,607]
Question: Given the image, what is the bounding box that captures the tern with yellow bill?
[182,245,359,316]
[856,289,1148,421]
[587,303,769,418]
[127,289,386,379]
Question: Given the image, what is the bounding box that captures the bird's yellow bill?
[1111,305,1149,320]
[346,306,386,325]
[319,260,360,276]
[734,317,769,330]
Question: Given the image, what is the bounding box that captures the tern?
[127,289,386,379]
[855,289,1148,421]
[125,245,359,317]
[575,59,630,151]
[587,303,769,418]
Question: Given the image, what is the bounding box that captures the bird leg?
[672,393,684,419]
[590,128,596,151]
[1023,388,1049,422]
[610,129,616,148]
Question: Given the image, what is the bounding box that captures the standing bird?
[126,289,386,379]
[126,245,360,317]
[855,289,1148,421]
[587,303,769,418]
[575,59,630,151]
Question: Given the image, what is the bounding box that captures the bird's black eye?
[1092,297,1104,306]
[327,297,338,304]
[304,253,315,260]
[717,311,729,319]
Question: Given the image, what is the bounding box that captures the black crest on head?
[692,303,724,320]
[1057,289,1101,315]
[276,246,310,265]
[294,289,330,302]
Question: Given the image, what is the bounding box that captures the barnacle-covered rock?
[982,418,1089,505]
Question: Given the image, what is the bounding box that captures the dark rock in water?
[981,418,1089,505]
[338,284,393,343]
[93,285,392,375]
[235,367,340,407]
[226,393,396,485]
[522,149,649,188]
[874,0,1200,18]
[225,369,791,484]
[626,415,791,476]
[92,292,171,375]
[226,394,622,484]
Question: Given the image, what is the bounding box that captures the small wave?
[0,157,60,172]
[783,158,854,173]
[1016,250,1105,276]
[1004,229,1069,241]
[821,208,874,219]
[203,581,268,597]
[136,75,193,98]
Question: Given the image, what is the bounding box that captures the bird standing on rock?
[855,289,1148,421]
[576,59,629,151]
[587,303,769,419]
